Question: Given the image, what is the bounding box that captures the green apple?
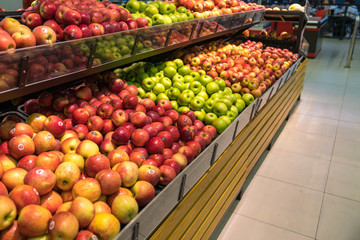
[178,106,190,114]
[173,11,181,20]
[126,0,140,13]
[233,93,242,100]
[242,93,255,106]
[180,13,188,21]
[156,93,169,102]
[167,87,181,100]
[235,99,246,112]
[190,72,200,81]
[230,105,239,116]
[145,16,153,26]
[169,14,178,23]
[145,5,159,17]
[152,14,165,25]
[204,98,215,112]
[173,59,184,68]
[153,83,166,95]
[138,72,149,81]
[132,13,142,20]
[212,118,228,134]
[163,66,177,79]
[145,92,157,101]
[171,100,179,110]
[178,65,191,76]
[190,97,205,111]
[119,45,131,56]
[198,70,206,76]
[172,81,186,92]
[195,109,206,121]
[155,72,164,79]
[199,75,213,86]
[189,81,202,95]
[165,61,176,68]
[139,1,147,12]
[164,15,172,24]
[116,38,127,47]
[177,92,192,106]
[138,87,146,98]
[184,83,190,90]
[183,89,194,98]
[210,92,222,101]
[213,102,228,117]
[183,75,194,83]
[219,116,232,126]
[168,2,176,13]
[226,111,237,122]
[159,77,171,89]
[215,78,226,91]
[148,1,160,8]
[206,82,220,95]
[204,112,218,125]
[218,98,232,109]
[172,74,184,82]
[223,87,233,95]
[186,12,194,20]
[177,6,187,13]
[142,77,156,91]
[197,91,209,101]
[159,2,171,14]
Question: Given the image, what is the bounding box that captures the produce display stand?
[262,2,310,55]
[0,9,265,104]
[0,5,308,240]
[149,57,306,240]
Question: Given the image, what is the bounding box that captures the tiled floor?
[210,38,360,240]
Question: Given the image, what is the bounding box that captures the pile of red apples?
[177,39,299,98]
[176,0,265,18]
[0,72,217,238]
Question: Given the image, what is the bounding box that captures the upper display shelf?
[0,9,265,103]
[263,0,310,23]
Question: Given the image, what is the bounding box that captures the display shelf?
[104,57,305,240]
[0,9,265,103]
[150,58,306,240]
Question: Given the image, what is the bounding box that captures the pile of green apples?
[114,59,248,133]
[126,0,195,26]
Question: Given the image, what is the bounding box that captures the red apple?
[159,165,177,185]
[95,169,121,195]
[17,205,52,237]
[32,25,56,45]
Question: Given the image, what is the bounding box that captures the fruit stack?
[126,0,195,25]
[176,0,265,18]
[115,59,246,134]
[0,70,221,238]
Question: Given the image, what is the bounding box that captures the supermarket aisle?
[212,38,360,240]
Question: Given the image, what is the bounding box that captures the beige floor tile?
[218,215,313,240]
[294,99,342,120]
[235,176,323,237]
[272,130,335,161]
[326,162,360,201]
[285,113,339,138]
[257,149,329,191]
[336,121,360,143]
[316,194,360,240]
[332,138,360,167]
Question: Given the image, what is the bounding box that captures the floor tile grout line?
[322,192,360,203]
[254,173,328,193]
[232,213,316,239]
[313,64,350,239]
